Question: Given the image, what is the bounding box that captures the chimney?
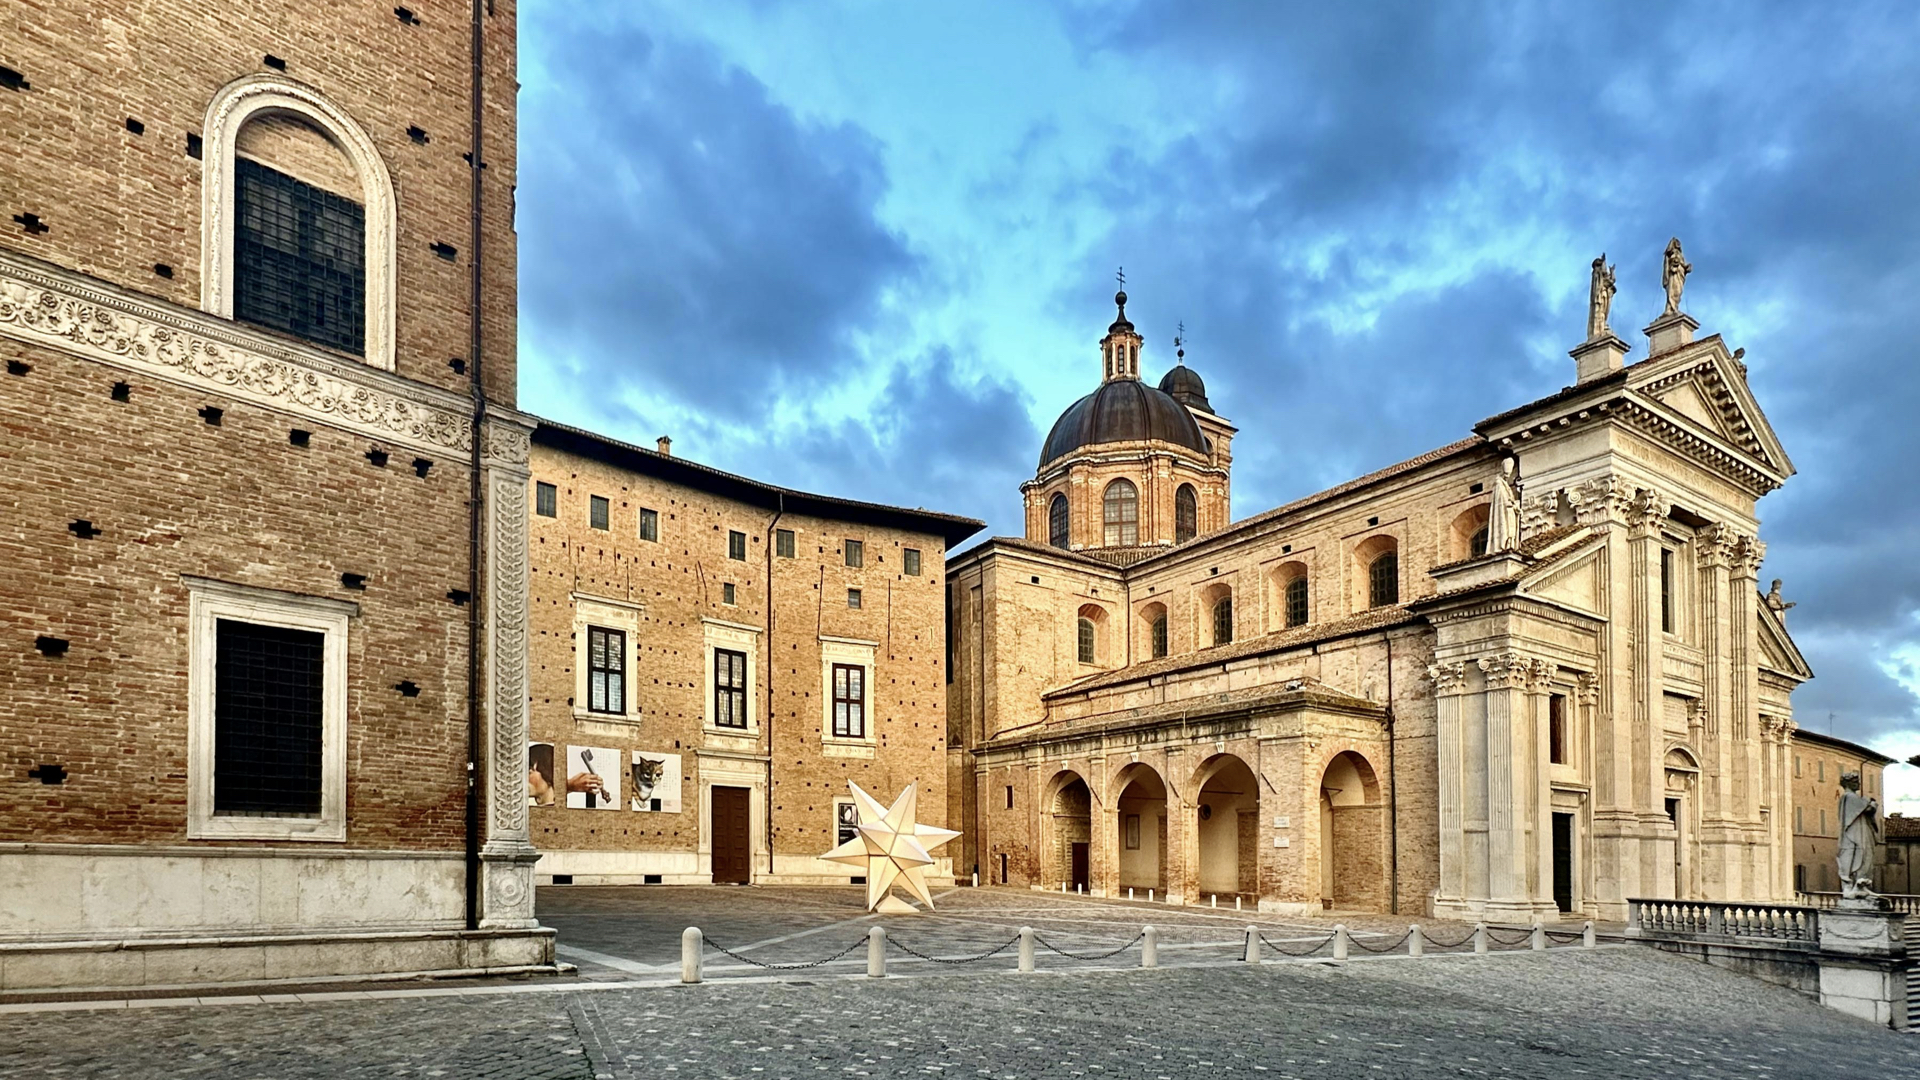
[656,436,672,456]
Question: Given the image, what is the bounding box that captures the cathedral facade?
[947,258,1812,922]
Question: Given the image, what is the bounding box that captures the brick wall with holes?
[526,440,956,879]
[0,0,517,403]
[0,338,477,847]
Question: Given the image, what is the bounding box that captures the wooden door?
[711,786,751,884]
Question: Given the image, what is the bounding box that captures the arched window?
[1470,526,1489,558]
[201,75,396,369]
[1369,552,1399,608]
[1151,615,1168,659]
[1285,575,1309,628]
[1102,479,1139,546]
[1212,597,1233,646]
[1077,617,1096,664]
[1175,484,1198,544]
[1048,493,1070,549]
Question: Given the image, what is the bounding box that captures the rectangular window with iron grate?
[714,648,748,729]
[233,158,365,355]
[587,625,625,714]
[213,619,325,816]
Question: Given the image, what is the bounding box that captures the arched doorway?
[1114,764,1167,894]
[1045,771,1092,892]
[1193,755,1258,900]
[1319,751,1384,911]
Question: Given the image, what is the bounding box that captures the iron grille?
[587,626,625,713]
[714,648,747,728]
[213,618,324,815]
[832,663,865,737]
[233,158,365,355]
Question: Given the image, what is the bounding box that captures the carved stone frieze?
[0,255,475,457]
[487,465,532,844]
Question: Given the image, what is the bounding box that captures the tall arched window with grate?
[1212,596,1233,646]
[1152,615,1168,658]
[1369,552,1399,608]
[1286,575,1309,628]
[1175,484,1198,544]
[1048,493,1070,549]
[1103,479,1139,546]
[1077,617,1096,664]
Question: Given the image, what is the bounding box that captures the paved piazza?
[1,888,1912,1078]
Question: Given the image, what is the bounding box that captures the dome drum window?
[1175,483,1198,544]
[1103,479,1139,547]
[1048,493,1070,549]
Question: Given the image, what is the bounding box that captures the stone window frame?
[701,618,761,739]
[185,576,355,843]
[201,74,397,371]
[820,636,879,757]
[572,593,643,726]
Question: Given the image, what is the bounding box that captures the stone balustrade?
[1797,891,1920,916]
[1628,898,1819,946]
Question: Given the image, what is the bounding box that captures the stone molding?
[0,251,521,462]
[200,73,398,371]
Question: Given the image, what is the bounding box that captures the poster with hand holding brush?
[565,745,621,810]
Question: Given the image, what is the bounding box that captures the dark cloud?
[517,17,914,422]
[1056,1,1920,743]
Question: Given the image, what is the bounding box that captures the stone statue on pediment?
[1837,771,1880,903]
[1765,579,1796,622]
[1489,456,1520,552]
[1661,237,1692,316]
[1586,254,1617,341]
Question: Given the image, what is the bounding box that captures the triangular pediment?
[1629,343,1794,481]
[1755,594,1813,681]
[1512,532,1607,614]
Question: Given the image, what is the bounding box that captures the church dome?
[1039,378,1210,468]
[1157,364,1213,414]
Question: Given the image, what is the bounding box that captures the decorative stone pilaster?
[478,415,541,929]
[1430,662,1470,906]
[1478,652,1535,908]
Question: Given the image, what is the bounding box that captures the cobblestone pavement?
[1,949,1913,1078]
[3,890,1912,1078]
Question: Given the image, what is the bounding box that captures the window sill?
[189,815,346,843]
[823,737,877,759]
[575,711,642,737]
[704,726,759,748]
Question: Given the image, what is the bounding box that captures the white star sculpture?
[821,781,960,913]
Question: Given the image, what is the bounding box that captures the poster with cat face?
[565,745,621,810]
[630,751,682,813]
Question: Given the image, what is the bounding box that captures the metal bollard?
[1243,925,1261,964]
[1408,924,1423,957]
[1142,925,1158,968]
[1018,926,1035,972]
[1583,921,1596,949]
[868,926,886,978]
[1531,924,1546,951]
[681,926,704,984]
[1473,922,1488,955]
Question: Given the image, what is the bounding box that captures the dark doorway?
[1551,812,1574,913]
[711,785,751,884]
[1070,842,1089,892]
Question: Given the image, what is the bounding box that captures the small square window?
[728,530,747,561]
[904,548,922,577]
[776,529,795,558]
[590,495,609,531]
[722,582,736,605]
[535,481,557,518]
[845,539,864,568]
[847,588,862,609]
[638,508,658,541]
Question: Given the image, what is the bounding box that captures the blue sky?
[515,1,1920,809]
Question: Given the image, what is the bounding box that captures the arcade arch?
[1113,763,1168,894]
[1043,770,1092,892]
[1192,754,1258,899]
[1319,750,1385,911]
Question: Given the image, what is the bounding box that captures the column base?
[479,844,542,930]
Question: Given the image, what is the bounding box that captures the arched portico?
[1112,763,1167,894]
[1043,770,1092,892]
[1191,754,1258,900]
[1319,750,1386,911]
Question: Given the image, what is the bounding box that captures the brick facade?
[526,422,981,886]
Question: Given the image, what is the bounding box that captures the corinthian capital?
[1569,476,1632,526]
[1427,661,1470,695]
[1628,487,1667,534]
[1732,535,1766,580]
[1698,522,1740,569]
[1477,651,1536,690]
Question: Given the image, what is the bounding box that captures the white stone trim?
[819,636,878,753]
[200,74,398,371]
[572,593,643,724]
[702,619,761,738]
[185,577,354,843]
[0,251,482,459]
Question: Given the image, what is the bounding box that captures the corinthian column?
[478,415,541,929]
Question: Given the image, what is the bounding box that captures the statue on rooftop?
[1586,254,1617,341]
[1836,771,1881,903]
[1488,456,1521,552]
[1661,237,1692,317]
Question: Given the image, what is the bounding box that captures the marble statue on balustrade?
[1836,771,1881,905]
